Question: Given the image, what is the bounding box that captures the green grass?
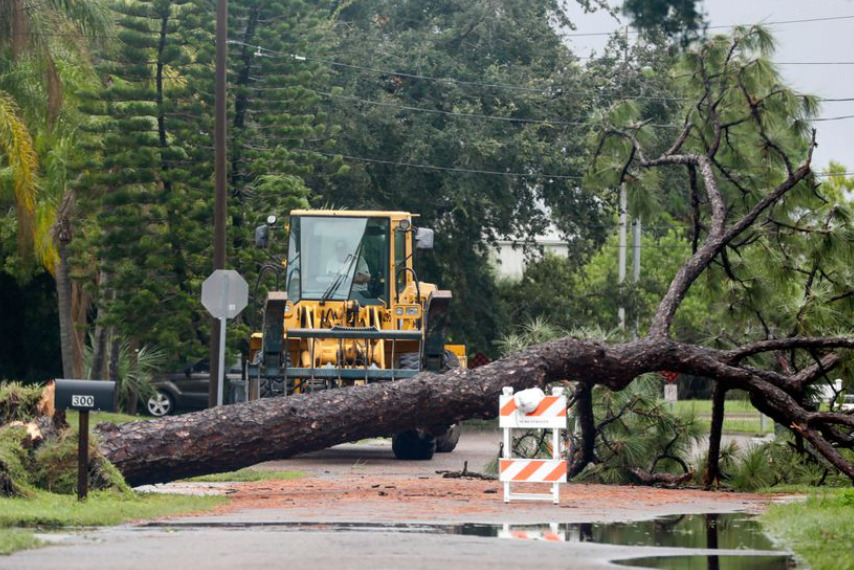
[185,468,304,483]
[674,399,775,435]
[761,488,854,570]
[66,409,144,427]
[0,530,43,555]
[0,490,226,529]
[694,417,774,435]
[673,399,758,415]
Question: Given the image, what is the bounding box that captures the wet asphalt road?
[0,430,789,570]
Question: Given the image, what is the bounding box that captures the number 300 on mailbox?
[55,380,115,412]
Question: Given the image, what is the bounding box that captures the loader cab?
[285,213,408,307]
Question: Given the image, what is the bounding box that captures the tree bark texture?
[98,336,854,486]
[96,33,854,488]
[703,381,727,487]
[54,243,75,380]
[569,382,596,477]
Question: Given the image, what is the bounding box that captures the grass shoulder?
[184,468,304,483]
[0,489,226,529]
[66,409,145,426]
[0,530,43,556]
[761,488,854,570]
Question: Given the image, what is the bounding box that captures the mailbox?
[55,379,116,412]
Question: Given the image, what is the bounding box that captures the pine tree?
[77,0,217,364]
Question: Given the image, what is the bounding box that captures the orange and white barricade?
[499,523,565,542]
[500,386,567,504]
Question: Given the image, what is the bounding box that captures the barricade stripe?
[500,399,517,416]
[540,397,567,418]
[543,533,561,541]
[513,461,546,481]
[542,462,568,482]
[527,396,565,417]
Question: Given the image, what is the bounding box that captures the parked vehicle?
[146,358,245,417]
[841,394,854,412]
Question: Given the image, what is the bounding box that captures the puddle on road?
[143,513,797,569]
[613,554,795,570]
[145,513,776,548]
[143,513,768,547]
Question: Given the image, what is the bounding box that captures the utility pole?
[632,216,641,338]
[617,184,627,330]
[209,0,228,408]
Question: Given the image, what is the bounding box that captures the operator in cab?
[327,239,371,299]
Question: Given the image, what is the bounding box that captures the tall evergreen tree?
[78,0,216,364]
[77,0,335,366]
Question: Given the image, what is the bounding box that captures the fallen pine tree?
[89,28,854,488]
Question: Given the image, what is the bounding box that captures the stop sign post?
[202,270,248,406]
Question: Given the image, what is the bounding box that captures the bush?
[31,430,129,495]
[0,382,44,424]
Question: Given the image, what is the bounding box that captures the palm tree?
[0,0,111,377]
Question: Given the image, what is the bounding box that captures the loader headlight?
[394,305,421,319]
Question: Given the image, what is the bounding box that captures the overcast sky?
[565,0,854,170]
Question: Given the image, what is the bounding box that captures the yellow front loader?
[248,210,466,459]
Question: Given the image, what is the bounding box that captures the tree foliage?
[311,0,623,352]
[622,0,704,40]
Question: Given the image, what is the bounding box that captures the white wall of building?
[492,229,570,281]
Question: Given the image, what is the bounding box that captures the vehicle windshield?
[286,216,389,305]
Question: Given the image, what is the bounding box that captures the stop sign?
[202,269,248,319]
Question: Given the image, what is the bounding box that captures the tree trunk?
[89,271,110,380]
[703,381,727,487]
[127,339,139,416]
[569,382,596,477]
[96,336,854,487]
[55,242,75,379]
[108,335,121,411]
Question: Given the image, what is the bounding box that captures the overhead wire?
[561,14,854,37]
[227,40,854,111]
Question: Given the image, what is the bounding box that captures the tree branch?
[726,337,854,364]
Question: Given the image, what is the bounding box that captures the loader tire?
[442,349,460,371]
[260,377,285,398]
[398,352,420,370]
[392,429,436,460]
[260,353,291,398]
[435,423,461,453]
[306,378,328,393]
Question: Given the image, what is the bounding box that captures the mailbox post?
[54,380,116,500]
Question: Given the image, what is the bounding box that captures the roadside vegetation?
[186,468,304,483]
[0,530,43,556]
[762,489,854,570]
[0,381,226,555]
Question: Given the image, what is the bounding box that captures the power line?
[563,14,854,38]
[814,115,854,122]
[778,62,854,66]
[243,86,681,130]
[230,40,854,111]
[295,147,853,181]
[295,148,585,180]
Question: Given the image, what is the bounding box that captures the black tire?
[442,349,460,371]
[260,377,286,398]
[146,390,174,417]
[306,378,328,393]
[435,423,461,453]
[398,352,420,370]
[392,429,436,460]
[260,353,291,398]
